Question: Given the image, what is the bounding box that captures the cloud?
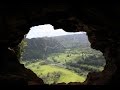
[26,24,85,39]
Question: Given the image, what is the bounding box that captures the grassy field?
[21,47,105,84]
[25,63,86,84]
[47,53,81,64]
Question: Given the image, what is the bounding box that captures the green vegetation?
[20,33,106,84]
[25,64,85,84]
[21,47,105,84]
[18,39,27,59]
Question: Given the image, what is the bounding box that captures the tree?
[18,39,27,60]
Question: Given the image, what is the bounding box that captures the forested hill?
[22,33,90,60]
[50,33,90,48]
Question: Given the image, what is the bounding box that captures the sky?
[26,24,86,39]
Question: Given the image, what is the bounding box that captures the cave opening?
[19,24,106,85]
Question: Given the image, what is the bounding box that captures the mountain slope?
[50,33,90,48]
[22,33,90,60]
[22,37,65,60]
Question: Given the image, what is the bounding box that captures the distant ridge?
[22,33,90,60]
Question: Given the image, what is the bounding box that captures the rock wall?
[0,2,120,85]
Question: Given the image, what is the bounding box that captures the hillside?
[22,33,90,60]
[51,33,90,48]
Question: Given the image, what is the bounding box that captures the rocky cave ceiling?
[0,2,120,85]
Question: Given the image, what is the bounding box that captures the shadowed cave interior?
[0,2,120,85]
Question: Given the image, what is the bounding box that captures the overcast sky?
[26,24,86,39]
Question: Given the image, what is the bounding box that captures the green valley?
[20,33,106,84]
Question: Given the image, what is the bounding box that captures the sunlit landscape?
[20,24,106,84]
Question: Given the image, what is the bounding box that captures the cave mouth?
[19,24,106,85]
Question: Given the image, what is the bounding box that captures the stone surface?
[0,2,120,85]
